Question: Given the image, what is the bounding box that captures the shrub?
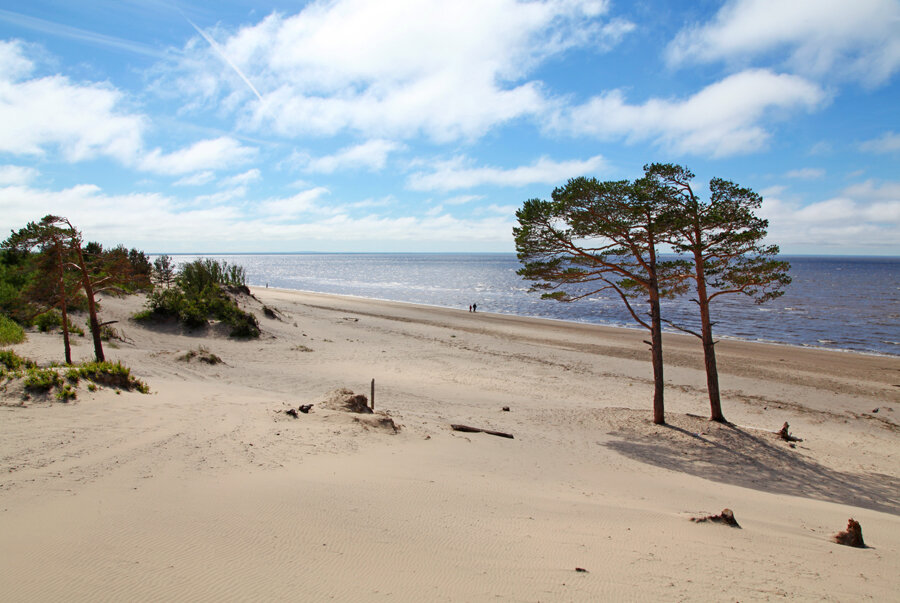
[24,367,62,391]
[0,314,25,345]
[34,310,62,332]
[0,349,32,371]
[56,384,77,401]
[178,346,222,364]
[77,361,149,393]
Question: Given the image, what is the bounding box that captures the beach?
[1,287,899,601]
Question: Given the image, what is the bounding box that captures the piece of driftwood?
[298,404,313,414]
[833,518,865,548]
[285,408,298,418]
[691,508,741,528]
[777,422,803,442]
[451,424,514,439]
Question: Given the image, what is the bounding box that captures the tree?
[2,217,85,363]
[153,254,175,289]
[514,177,688,425]
[644,163,791,423]
[3,215,149,363]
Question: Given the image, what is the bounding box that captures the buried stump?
[691,508,741,528]
[833,519,866,548]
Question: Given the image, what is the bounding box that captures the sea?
[163,253,900,357]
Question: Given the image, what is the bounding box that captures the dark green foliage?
[0,313,25,345]
[34,310,62,332]
[140,258,259,338]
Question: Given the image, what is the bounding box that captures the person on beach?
[468,305,472,312]
[472,303,477,313]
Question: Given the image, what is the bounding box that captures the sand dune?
[1,287,898,601]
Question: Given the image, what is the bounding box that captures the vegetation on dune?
[1,352,149,399]
[0,314,25,345]
[136,258,259,338]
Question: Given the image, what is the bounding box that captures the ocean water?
[165,253,900,357]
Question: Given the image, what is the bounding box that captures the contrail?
[185,16,264,103]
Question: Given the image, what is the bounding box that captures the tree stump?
[833,519,865,548]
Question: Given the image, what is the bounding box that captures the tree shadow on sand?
[604,416,900,516]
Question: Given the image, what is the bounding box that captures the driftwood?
[691,508,741,528]
[451,424,514,439]
[833,519,866,548]
[777,422,803,442]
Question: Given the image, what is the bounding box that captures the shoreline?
[258,285,900,359]
[1,287,898,600]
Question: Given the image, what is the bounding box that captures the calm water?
[166,253,900,356]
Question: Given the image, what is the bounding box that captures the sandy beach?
[1,287,899,601]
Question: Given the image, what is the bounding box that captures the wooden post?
[370,378,375,410]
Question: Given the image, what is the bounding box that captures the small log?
[691,508,741,528]
[451,424,514,439]
[298,404,313,414]
[285,408,299,418]
[833,519,865,548]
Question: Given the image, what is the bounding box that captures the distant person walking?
[468,304,472,312]
[472,303,477,313]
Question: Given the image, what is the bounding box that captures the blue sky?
[0,0,898,254]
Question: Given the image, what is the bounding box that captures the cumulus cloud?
[552,69,825,156]
[408,154,607,192]
[666,0,900,86]
[297,139,405,173]
[761,179,900,251]
[0,40,145,162]
[162,0,633,141]
[859,131,900,153]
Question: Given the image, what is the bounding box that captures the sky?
[0,0,898,255]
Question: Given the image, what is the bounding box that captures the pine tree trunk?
[693,250,725,422]
[74,245,104,363]
[649,290,665,425]
[55,243,72,365]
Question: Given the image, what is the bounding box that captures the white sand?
[1,287,898,601]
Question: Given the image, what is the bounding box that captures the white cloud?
[666,0,900,86]
[220,168,261,187]
[139,137,257,175]
[174,171,216,186]
[0,41,145,162]
[859,131,900,153]
[408,154,607,192]
[298,139,404,173]
[552,69,825,157]
[0,164,38,185]
[760,179,900,251]
[0,179,516,252]
[163,0,632,141]
[785,168,824,179]
[256,186,332,217]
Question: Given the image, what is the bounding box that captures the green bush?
[0,314,25,345]
[140,271,259,338]
[34,310,62,332]
[24,367,62,391]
